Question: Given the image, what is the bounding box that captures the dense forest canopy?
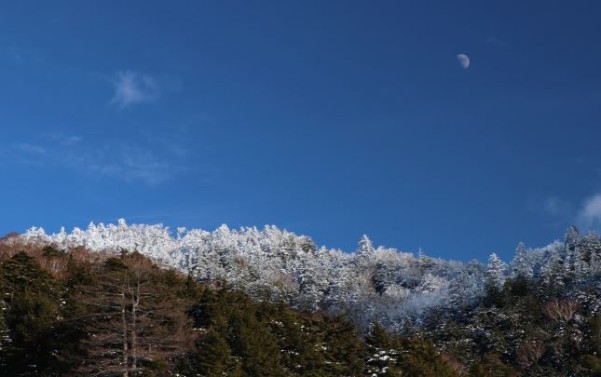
[1,220,601,375]
[20,221,601,330]
[0,237,462,376]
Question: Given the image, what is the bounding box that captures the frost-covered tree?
[355,235,376,271]
[511,242,533,279]
[18,219,502,330]
[540,243,565,291]
[486,253,507,290]
[357,235,375,255]
[563,226,581,282]
[449,260,486,309]
[582,232,601,277]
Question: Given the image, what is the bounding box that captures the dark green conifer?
[0,252,62,376]
[197,320,243,377]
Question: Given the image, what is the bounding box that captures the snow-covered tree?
[563,226,581,282]
[511,242,533,279]
[486,253,507,289]
[540,244,565,290]
[17,219,506,330]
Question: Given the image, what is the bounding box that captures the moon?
[456,53,470,69]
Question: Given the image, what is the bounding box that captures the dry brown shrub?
[516,341,545,370]
[544,298,580,322]
[440,352,468,375]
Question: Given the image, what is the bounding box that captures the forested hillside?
[5,221,601,375]
[0,238,461,376]
[21,221,601,331]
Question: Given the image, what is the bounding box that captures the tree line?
[0,237,460,376]
[7,223,601,375]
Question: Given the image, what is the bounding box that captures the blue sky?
[1,1,601,261]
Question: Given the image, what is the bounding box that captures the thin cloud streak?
[8,135,194,186]
[59,136,83,146]
[43,133,84,146]
[81,146,172,185]
[14,143,46,154]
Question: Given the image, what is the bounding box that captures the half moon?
[456,53,470,69]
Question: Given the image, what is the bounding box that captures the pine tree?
[563,226,580,283]
[396,337,462,377]
[0,252,62,376]
[195,321,243,377]
[511,242,533,279]
[321,317,367,376]
[487,253,507,289]
[229,307,285,376]
[540,245,565,294]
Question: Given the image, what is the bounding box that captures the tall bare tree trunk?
[129,274,141,376]
[121,289,129,377]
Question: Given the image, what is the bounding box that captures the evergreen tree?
[487,253,507,289]
[321,317,367,376]
[511,242,533,279]
[195,320,243,377]
[0,252,62,376]
[396,337,462,377]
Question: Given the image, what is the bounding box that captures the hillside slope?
[21,221,601,331]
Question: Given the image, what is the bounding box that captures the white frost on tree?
[486,253,507,289]
[21,219,569,331]
[511,242,533,279]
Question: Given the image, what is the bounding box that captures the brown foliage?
[544,298,580,323]
[0,231,19,242]
[516,341,545,370]
[0,237,197,375]
[72,251,195,375]
[440,352,468,376]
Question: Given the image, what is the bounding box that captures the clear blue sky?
[1,1,601,261]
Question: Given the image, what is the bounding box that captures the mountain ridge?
[19,219,596,333]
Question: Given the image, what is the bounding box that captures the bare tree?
[70,252,193,376]
[516,341,545,371]
[543,298,580,323]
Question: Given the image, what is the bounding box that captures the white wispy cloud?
[111,71,160,108]
[43,133,83,146]
[8,134,193,186]
[544,196,571,217]
[577,193,601,229]
[80,145,172,185]
[14,143,46,154]
[59,135,83,146]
